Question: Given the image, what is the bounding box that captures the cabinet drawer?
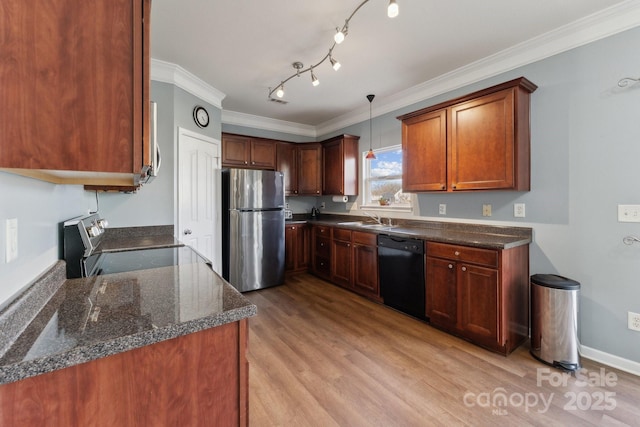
[315,256,331,276]
[427,242,498,268]
[332,228,352,242]
[314,225,330,237]
[315,236,330,258]
[353,230,376,246]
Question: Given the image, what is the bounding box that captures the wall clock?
[193,105,209,128]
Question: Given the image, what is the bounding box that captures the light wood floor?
[244,274,640,427]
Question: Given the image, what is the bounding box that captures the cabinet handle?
[454,251,460,256]
[452,184,457,189]
[252,161,255,165]
[461,266,467,272]
[441,185,446,190]
[320,242,324,247]
[244,161,248,164]
[291,226,296,230]
[448,264,453,269]
[347,243,350,247]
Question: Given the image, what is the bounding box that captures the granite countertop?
[98,225,183,252]
[306,216,532,249]
[0,246,256,385]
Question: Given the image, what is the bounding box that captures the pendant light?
[365,94,376,160]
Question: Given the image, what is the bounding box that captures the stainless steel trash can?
[530,274,581,371]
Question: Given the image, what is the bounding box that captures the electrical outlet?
[514,203,526,218]
[439,204,446,215]
[618,205,640,222]
[6,218,18,263]
[628,312,640,332]
[482,204,492,217]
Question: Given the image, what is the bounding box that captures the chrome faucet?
[363,211,382,225]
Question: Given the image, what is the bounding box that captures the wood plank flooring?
[244,274,640,427]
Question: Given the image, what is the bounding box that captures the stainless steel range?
[62,214,195,278]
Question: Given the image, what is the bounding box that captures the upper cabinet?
[0,0,152,187]
[398,77,537,192]
[222,133,276,170]
[276,142,322,196]
[321,135,359,196]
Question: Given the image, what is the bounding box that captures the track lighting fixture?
[334,24,347,44]
[267,0,399,102]
[330,54,341,71]
[388,0,399,18]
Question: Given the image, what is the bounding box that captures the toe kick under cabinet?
[425,241,529,355]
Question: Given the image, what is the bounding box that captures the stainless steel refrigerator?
[221,168,285,292]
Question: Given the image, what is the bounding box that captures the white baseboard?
[581,345,640,377]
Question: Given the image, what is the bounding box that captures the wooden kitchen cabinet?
[0,0,152,187]
[352,231,381,302]
[285,223,310,273]
[322,135,359,196]
[276,142,322,196]
[426,241,529,355]
[0,320,249,427]
[331,228,353,288]
[311,225,331,280]
[222,133,276,169]
[398,77,537,192]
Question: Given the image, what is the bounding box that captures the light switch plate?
[6,218,18,263]
[618,205,640,222]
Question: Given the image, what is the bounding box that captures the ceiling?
[151,0,635,132]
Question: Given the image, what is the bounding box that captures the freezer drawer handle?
[184,229,193,235]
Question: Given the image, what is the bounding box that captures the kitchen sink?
[360,224,397,229]
[337,221,364,226]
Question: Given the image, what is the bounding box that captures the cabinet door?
[276,143,298,195]
[0,0,150,184]
[297,225,310,270]
[323,140,343,195]
[284,225,296,271]
[222,135,250,167]
[353,244,378,297]
[331,239,352,288]
[458,264,499,347]
[297,144,322,195]
[402,109,447,191]
[449,88,515,190]
[425,256,457,329]
[250,139,276,169]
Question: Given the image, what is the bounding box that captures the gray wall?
[97,81,223,227]
[318,26,640,363]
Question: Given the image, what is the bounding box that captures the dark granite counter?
[305,215,532,249]
[98,225,183,252]
[0,246,256,385]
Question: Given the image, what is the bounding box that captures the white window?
[361,145,411,210]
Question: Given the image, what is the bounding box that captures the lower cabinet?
[311,225,331,281]
[0,320,249,426]
[285,223,309,273]
[426,242,529,355]
[310,225,380,301]
[331,228,353,288]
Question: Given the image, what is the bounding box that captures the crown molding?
[151,59,226,109]
[221,110,317,138]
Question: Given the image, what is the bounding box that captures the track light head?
[276,85,284,98]
[330,55,341,71]
[388,0,399,18]
[311,68,319,86]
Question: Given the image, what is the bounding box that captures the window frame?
[360,145,413,212]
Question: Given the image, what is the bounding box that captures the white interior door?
[177,128,221,272]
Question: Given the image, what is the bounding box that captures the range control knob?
[96,219,109,229]
[87,225,101,237]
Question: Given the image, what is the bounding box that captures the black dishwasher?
[378,235,426,320]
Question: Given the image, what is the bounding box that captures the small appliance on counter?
[310,207,320,219]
